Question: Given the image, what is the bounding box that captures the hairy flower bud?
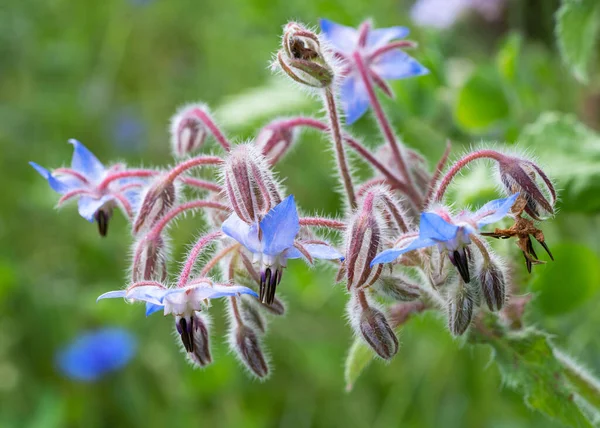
[497,156,556,220]
[133,177,178,235]
[448,281,476,336]
[239,296,267,334]
[176,312,212,367]
[231,324,269,378]
[276,22,334,88]
[255,120,299,165]
[479,261,507,312]
[132,234,168,282]
[222,144,281,224]
[170,104,209,158]
[375,274,421,302]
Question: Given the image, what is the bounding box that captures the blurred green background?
[2,0,600,426]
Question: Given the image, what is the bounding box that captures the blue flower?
[371,193,519,282]
[221,195,344,304]
[30,140,144,235]
[56,328,136,382]
[320,19,429,124]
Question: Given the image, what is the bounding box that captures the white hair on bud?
[169,102,211,158]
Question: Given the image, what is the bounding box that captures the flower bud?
[223,144,281,224]
[497,157,556,220]
[170,104,209,158]
[133,177,178,235]
[231,324,269,378]
[255,121,298,165]
[447,281,476,336]
[239,296,267,334]
[176,313,212,367]
[478,261,507,312]
[375,274,421,302]
[276,22,334,88]
[132,234,168,282]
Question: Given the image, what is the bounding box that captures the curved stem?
[166,156,224,183]
[424,140,452,206]
[323,88,357,210]
[98,169,158,191]
[200,243,240,277]
[147,200,231,239]
[179,176,223,193]
[299,217,345,230]
[177,231,223,288]
[368,41,417,62]
[432,150,506,205]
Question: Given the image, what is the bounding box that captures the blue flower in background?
[222,195,344,304]
[320,19,429,124]
[30,140,145,236]
[111,108,146,153]
[56,328,137,382]
[372,193,519,282]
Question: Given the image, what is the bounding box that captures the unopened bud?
[375,274,421,302]
[170,104,209,158]
[176,313,212,367]
[255,121,298,165]
[231,325,269,378]
[239,296,267,334]
[276,22,334,88]
[448,281,476,336]
[132,234,168,282]
[223,144,281,224]
[497,157,556,220]
[479,261,506,312]
[133,177,178,235]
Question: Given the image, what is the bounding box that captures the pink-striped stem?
[177,231,223,288]
[98,169,158,191]
[299,217,345,230]
[166,156,223,183]
[179,176,223,193]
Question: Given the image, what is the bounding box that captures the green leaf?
[454,66,510,132]
[518,112,600,213]
[472,325,597,427]
[556,0,600,83]
[344,338,376,392]
[530,243,600,316]
[496,33,522,82]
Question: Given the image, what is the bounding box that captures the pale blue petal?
[222,213,261,253]
[145,302,164,317]
[371,50,429,80]
[260,195,300,256]
[474,193,519,228]
[341,74,370,125]
[77,195,113,222]
[97,290,127,301]
[319,19,358,54]
[419,212,459,242]
[165,284,258,300]
[68,139,105,181]
[286,243,345,261]
[126,286,168,305]
[56,328,136,382]
[371,236,437,266]
[30,162,82,194]
[366,26,410,50]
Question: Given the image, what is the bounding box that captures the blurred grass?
[1,0,599,427]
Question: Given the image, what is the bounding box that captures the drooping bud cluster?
[275,22,334,88]
[169,104,210,158]
[133,176,178,235]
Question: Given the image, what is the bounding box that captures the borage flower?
[30,140,147,236]
[372,193,519,282]
[221,195,344,304]
[97,280,257,363]
[319,19,429,124]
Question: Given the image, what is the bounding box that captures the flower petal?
[165,283,258,301]
[319,18,358,54]
[259,195,300,256]
[341,74,370,125]
[77,195,114,222]
[371,236,438,266]
[56,328,136,382]
[366,26,410,50]
[96,290,127,301]
[419,212,459,241]
[68,139,105,181]
[222,213,262,253]
[29,162,82,194]
[286,243,344,261]
[371,50,429,80]
[145,302,164,317]
[473,193,519,228]
[125,286,168,305]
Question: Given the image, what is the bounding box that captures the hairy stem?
[177,230,223,287]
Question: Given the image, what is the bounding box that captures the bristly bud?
[497,156,556,221]
[132,176,178,235]
[231,324,269,379]
[239,296,267,334]
[132,234,168,282]
[275,22,334,88]
[170,104,209,158]
[255,120,299,165]
[374,274,421,302]
[448,281,476,336]
[478,260,507,312]
[175,312,212,367]
[348,292,398,360]
[222,144,281,224]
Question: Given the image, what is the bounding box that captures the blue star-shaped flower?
[371,193,519,282]
[30,140,144,236]
[221,195,344,304]
[320,19,429,124]
[56,328,137,382]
